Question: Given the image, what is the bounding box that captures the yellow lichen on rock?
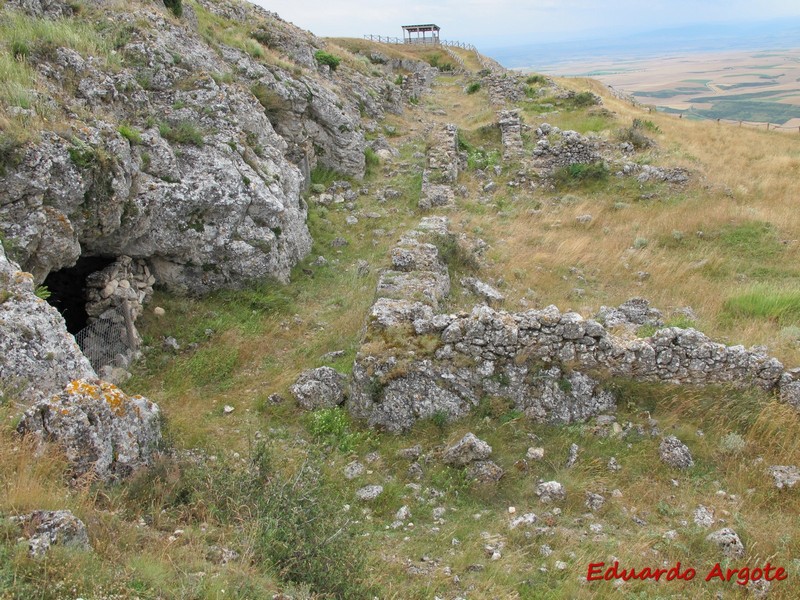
[64,379,128,416]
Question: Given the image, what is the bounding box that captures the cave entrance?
[43,256,116,334]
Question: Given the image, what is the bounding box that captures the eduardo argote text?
[587,561,787,586]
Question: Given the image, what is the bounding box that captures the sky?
[253,0,800,48]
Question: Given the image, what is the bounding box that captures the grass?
[0,9,120,110]
[552,161,609,188]
[159,121,204,146]
[723,287,800,324]
[117,124,142,145]
[4,17,800,598]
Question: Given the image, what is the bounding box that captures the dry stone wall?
[419,124,461,210]
[498,110,525,160]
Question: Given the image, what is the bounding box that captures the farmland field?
[528,49,800,127]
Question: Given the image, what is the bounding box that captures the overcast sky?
[252,0,800,48]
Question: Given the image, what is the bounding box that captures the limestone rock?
[356,485,383,501]
[585,492,605,511]
[0,242,95,404]
[466,460,505,483]
[535,481,566,503]
[290,366,346,410]
[461,277,505,305]
[769,465,800,489]
[443,433,492,466]
[526,447,545,461]
[659,436,694,469]
[706,528,745,558]
[10,510,91,557]
[693,505,714,528]
[509,513,537,529]
[397,444,423,460]
[598,297,663,330]
[17,379,161,482]
[344,460,365,480]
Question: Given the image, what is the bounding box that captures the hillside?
[2,1,800,599]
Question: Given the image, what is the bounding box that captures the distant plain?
[530,49,800,127]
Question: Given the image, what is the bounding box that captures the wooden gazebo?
[402,24,440,45]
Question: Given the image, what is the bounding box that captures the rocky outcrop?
[10,510,91,557]
[290,366,347,410]
[7,0,75,18]
[2,79,312,294]
[1,0,428,297]
[17,379,161,482]
[0,242,95,404]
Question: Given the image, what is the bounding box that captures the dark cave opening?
[43,256,116,334]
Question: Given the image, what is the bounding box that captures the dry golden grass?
[449,74,800,365]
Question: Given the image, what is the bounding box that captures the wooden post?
[122,299,138,352]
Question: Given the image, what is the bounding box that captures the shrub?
[526,74,548,85]
[309,164,340,188]
[466,82,481,94]
[256,457,375,598]
[159,121,204,146]
[68,139,99,168]
[552,161,608,187]
[117,124,142,145]
[364,147,380,177]
[0,133,24,176]
[431,410,448,430]
[430,232,479,274]
[249,29,273,48]
[572,91,599,107]
[126,449,376,598]
[314,50,341,71]
[633,118,661,133]
[306,407,364,453]
[163,0,182,18]
[11,40,29,59]
[719,432,746,455]
[617,120,654,149]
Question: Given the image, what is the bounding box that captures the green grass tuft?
[159,121,204,146]
[723,286,800,324]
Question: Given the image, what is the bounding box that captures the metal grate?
[74,304,135,372]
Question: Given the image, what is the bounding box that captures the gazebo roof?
[402,24,440,32]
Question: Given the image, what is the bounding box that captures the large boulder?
[17,379,161,482]
[0,242,95,404]
[659,436,694,469]
[290,366,347,410]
